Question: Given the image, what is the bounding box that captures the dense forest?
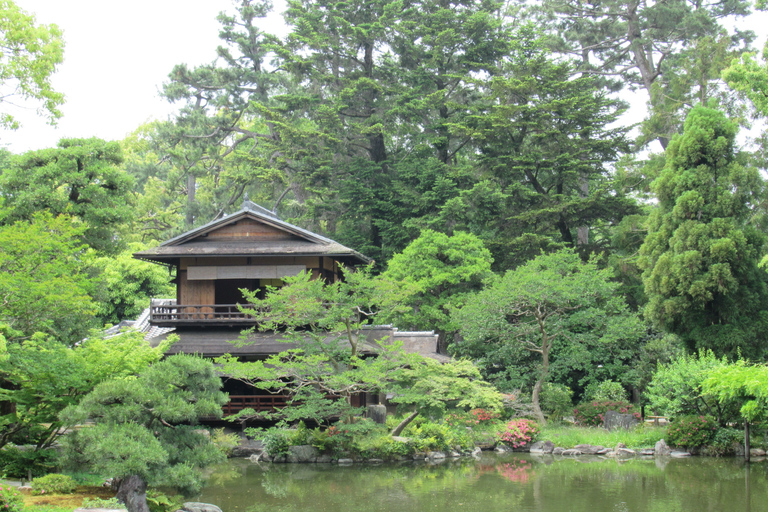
[3,0,768,485]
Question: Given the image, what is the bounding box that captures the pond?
[198,453,768,512]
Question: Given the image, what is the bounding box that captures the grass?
[19,485,117,512]
[539,424,667,449]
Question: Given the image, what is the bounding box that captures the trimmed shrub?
[540,383,573,422]
[498,419,540,448]
[0,485,23,512]
[31,473,77,495]
[573,400,640,427]
[82,497,127,509]
[584,380,628,402]
[666,415,717,448]
[705,427,743,456]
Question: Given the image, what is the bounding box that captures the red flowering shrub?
[573,400,640,427]
[498,419,540,448]
[0,485,23,512]
[667,415,717,448]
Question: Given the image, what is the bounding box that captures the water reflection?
[198,453,768,512]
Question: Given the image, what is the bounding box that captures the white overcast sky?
[2,0,288,153]
[1,1,766,154]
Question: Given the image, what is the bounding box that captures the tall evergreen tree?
[639,106,768,359]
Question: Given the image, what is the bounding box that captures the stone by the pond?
[337,458,354,464]
[552,447,565,455]
[654,439,671,457]
[316,454,333,463]
[471,447,482,458]
[368,458,384,464]
[616,448,637,458]
[640,449,655,456]
[231,439,262,458]
[670,451,691,458]
[450,450,461,458]
[287,445,319,463]
[427,451,446,460]
[603,410,639,431]
[181,503,222,512]
[751,448,766,457]
[529,440,555,454]
[561,449,583,456]
[494,444,512,453]
[574,444,605,455]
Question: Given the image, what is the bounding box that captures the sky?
[1,0,287,153]
[1,1,766,154]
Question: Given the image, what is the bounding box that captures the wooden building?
[130,200,445,418]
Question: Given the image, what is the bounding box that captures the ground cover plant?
[538,425,667,449]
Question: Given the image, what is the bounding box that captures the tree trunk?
[531,378,546,426]
[116,475,150,512]
[745,420,751,462]
[391,410,419,437]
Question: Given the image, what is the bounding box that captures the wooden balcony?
[221,395,288,416]
[149,303,265,326]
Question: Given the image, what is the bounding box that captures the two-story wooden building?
[129,200,444,417]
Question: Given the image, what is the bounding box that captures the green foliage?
[0,483,23,512]
[540,383,573,422]
[31,473,76,495]
[81,497,126,510]
[498,419,540,449]
[723,42,768,118]
[0,0,64,129]
[210,429,241,457]
[0,138,134,253]
[456,248,644,424]
[573,401,640,427]
[639,106,768,359]
[645,350,738,424]
[88,243,175,325]
[146,489,184,512]
[583,380,628,403]
[0,447,55,479]
[539,424,666,449]
[246,427,290,458]
[706,427,744,457]
[666,415,718,448]
[0,213,96,342]
[702,361,768,423]
[59,355,228,499]
[380,230,493,347]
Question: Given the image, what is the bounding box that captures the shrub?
[287,421,310,446]
[498,419,540,448]
[584,380,628,402]
[0,446,56,479]
[31,473,77,495]
[666,415,717,448]
[0,485,23,512]
[81,497,127,509]
[540,383,573,422]
[705,427,743,457]
[246,427,290,457]
[573,400,640,427]
[146,489,184,512]
[211,428,241,456]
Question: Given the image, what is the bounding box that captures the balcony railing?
[149,302,265,326]
[221,395,288,416]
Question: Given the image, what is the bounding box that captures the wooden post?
[745,420,751,462]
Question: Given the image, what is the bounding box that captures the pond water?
[198,453,768,512]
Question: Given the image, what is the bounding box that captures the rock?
[471,447,482,458]
[529,440,555,454]
[316,454,333,463]
[181,503,222,512]
[574,444,605,455]
[603,410,639,431]
[494,444,511,453]
[639,449,655,456]
[670,451,691,458]
[616,448,636,458]
[337,458,354,464]
[561,449,583,456]
[614,442,627,450]
[368,458,384,464]
[231,439,263,458]
[287,445,319,463]
[427,451,446,460]
[18,486,32,492]
[654,439,671,457]
[367,404,387,424]
[751,448,766,457]
[596,448,612,455]
[450,450,461,458]
[552,447,565,455]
